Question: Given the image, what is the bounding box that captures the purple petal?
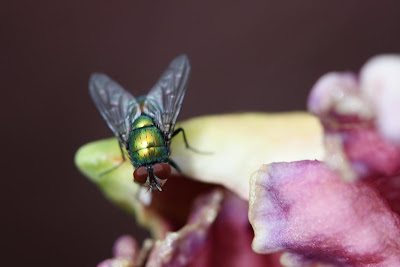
[249,161,400,265]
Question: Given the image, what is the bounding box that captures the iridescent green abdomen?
[128,116,168,168]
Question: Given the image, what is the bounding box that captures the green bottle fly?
[89,55,192,191]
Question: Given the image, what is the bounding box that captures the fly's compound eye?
[153,163,171,180]
[133,166,148,184]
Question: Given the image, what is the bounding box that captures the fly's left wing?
[89,73,141,147]
[143,55,190,138]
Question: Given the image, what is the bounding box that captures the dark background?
[2,1,400,266]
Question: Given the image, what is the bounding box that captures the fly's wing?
[89,73,141,146]
[143,55,190,138]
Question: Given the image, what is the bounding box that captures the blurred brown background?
[2,1,400,266]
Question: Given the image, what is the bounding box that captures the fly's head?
[133,163,171,192]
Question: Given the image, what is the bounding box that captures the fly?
[89,55,195,191]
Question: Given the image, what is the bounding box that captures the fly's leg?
[168,158,182,173]
[99,141,127,176]
[171,128,212,154]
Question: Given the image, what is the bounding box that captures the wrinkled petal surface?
[249,161,400,266]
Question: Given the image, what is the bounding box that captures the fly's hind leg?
[172,128,212,154]
[99,141,127,176]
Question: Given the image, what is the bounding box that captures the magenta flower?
[250,55,400,266]
[75,54,400,266]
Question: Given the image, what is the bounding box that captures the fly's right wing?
[89,73,141,146]
[143,55,190,138]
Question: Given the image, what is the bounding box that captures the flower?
[249,55,400,266]
[75,54,400,266]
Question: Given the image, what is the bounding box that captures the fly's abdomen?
[129,116,168,167]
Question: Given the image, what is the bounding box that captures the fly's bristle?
[156,184,162,192]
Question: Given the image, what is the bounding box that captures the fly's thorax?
[131,115,154,129]
[129,115,169,167]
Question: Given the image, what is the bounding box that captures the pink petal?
[112,235,139,260]
[360,55,400,144]
[195,191,282,267]
[307,72,369,120]
[370,175,400,216]
[342,126,400,179]
[308,70,400,181]
[97,236,139,267]
[145,190,223,267]
[249,161,400,266]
